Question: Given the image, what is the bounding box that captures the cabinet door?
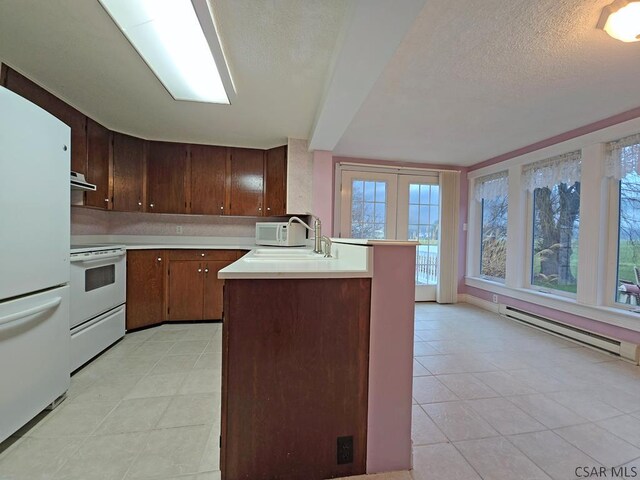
[203,260,233,320]
[147,141,188,214]
[190,145,227,215]
[2,65,88,173]
[126,250,166,330]
[228,147,264,216]
[112,132,145,212]
[168,261,204,321]
[85,118,112,209]
[264,145,287,216]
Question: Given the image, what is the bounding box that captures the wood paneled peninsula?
[218,240,417,480]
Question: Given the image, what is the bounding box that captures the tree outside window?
[480,196,507,280]
[531,182,580,293]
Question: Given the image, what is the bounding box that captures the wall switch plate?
[492,294,498,303]
[176,226,183,235]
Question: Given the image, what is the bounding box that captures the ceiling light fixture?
[597,0,640,42]
[99,0,236,104]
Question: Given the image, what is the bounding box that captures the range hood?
[70,171,96,191]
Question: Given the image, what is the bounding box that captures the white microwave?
[255,222,307,246]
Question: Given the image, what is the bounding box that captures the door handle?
[0,297,62,328]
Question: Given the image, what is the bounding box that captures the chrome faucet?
[287,215,327,255]
[319,235,332,258]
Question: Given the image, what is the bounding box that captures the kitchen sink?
[245,248,330,262]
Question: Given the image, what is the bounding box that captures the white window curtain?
[605,132,640,180]
[437,171,459,304]
[474,171,508,202]
[522,151,582,191]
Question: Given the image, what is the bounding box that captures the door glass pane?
[351,179,387,239]
[408,183,439,285]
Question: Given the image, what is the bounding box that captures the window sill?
[465,276,640,334]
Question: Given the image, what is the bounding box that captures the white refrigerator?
[0,86,71,443]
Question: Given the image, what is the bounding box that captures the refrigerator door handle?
[0,297,62,328]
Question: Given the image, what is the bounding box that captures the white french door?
[339,169,440,301]
[397,176,440,301]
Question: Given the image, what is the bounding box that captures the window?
[474,171,509,281]
[522,151,581,294]
[350,179,387,239]
[608,135,640,305]
[616,172,640,304]
[480,195,508,280]
[531,182,580,293]
[407,183,439,285]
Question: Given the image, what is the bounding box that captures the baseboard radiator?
[498,304,640,364]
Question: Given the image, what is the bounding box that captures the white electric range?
[69,244,126,372]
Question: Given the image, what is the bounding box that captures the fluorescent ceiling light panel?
[99,0,235,103]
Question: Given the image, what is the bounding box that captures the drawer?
[168,250,238,261]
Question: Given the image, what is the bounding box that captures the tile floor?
[1,303,640,480]
[0,322,222,480]
[411,303,640,480]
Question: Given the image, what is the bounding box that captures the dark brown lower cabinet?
[166,250,237,321]
[168,261,204,321]
[126,250,166,330]
[221,278,371,480]
[126,249,240,329]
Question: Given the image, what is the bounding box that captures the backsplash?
[71,207,279,237]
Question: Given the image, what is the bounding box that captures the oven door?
[69,250,126,329]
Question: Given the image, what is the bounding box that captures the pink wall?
[367,244,415,473]
[466,285,640,344]
[312,150,334,234]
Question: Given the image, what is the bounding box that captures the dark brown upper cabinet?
[146,141,188,214]
[112,132,146,212]
[264,145,287,216]
[1,64,88,174]
[85,119,112,209]
[190,144,227,215]
[228,147,265,216]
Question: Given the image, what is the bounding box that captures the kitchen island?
[219,240,417,480]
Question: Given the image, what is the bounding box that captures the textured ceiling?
[0,0,347,148]
[334,0,640,166]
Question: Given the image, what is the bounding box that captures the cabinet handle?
[104,198,109,203]
[266,207,271,211]
[138,201,142,206]
[258,207,262,212]
[198,268,202,273]
[150,203,154,208]
[220,206,224,211]
[204,268,209,273]
[201,253,205,257]
[157,257,162,262]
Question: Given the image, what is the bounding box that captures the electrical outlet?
[337,436,353,465]
[176,226,183,235]
[492,294,498,304]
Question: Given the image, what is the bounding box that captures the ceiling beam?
[308,0,426,152]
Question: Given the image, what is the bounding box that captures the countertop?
[218,242,373,279]
[70,235,416,280]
